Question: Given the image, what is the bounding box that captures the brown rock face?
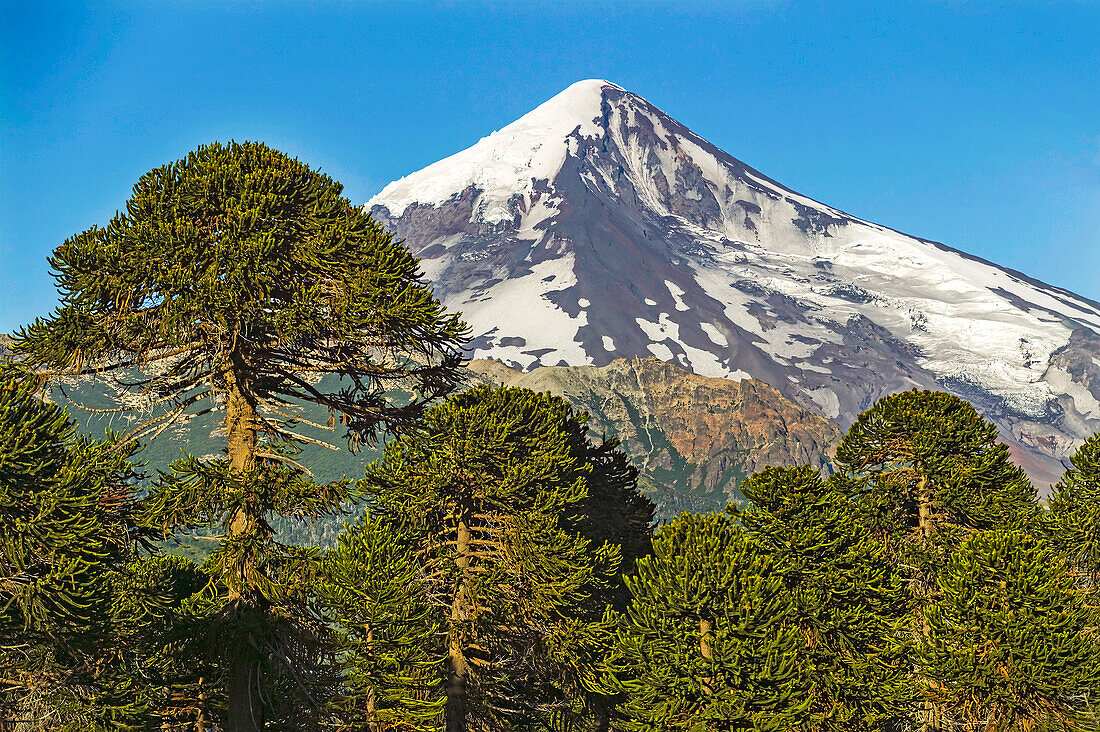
[468,357,841,517]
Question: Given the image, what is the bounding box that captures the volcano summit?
[369,80,1100,486]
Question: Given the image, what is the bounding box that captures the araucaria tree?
[0,366,139,727]
[833,390,1038,731]
[318,516,444,731]
[0,366,210,730]
[330,385,654,732]
[737,466,910,731]
[608,511,812,731]
[12,141,467,731]
[920,529,1100,730]
[834,390,1037,553]
[1047,433,1100,589]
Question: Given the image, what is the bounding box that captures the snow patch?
[700,323,728,347]
[647,342,674,360]
[664,280,690,311]
[691,262,838,360]
[1045,367,1100,419]
[635,312,746,380]
[807,387,841,419]
[418,251,451,284]
[679,343,734,379]
[635,312,679,342]
[456,254,591,369]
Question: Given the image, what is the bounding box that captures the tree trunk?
[699,617,715,695]
[224,364,258,475]
[917,476,934,542]
[365,627,379,729]
[223,362,265,732]
[916,475,941,732]
[195,678,209,732]
[446,516,472,732]
[920,611,942,732]
[228,641,264,732]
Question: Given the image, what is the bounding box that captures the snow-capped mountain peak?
[368,79,620,223]
[368,80,1100,487]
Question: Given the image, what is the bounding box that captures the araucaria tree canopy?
[14,140,466,447]
[340,385,654,732]
[11,141,468,732]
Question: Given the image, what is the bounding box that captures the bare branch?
[256,451,314,478]
[113,391,209,446]
[31,343,203,378]
[259,403,335,432]
[276,429,340,452]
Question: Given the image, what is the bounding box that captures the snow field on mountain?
[824,229,1087,416]
[577,81,1100,417]
[686,232,1068,417]
[459,254,592,370]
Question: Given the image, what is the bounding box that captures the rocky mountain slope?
[470,356,839,517]
[369,79,1100,488]
[47,357,834,522]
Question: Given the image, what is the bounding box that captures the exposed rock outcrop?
[469,357,840,517]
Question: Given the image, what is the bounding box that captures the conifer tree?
[0,366,159,728]
[106,553,218,730]
[920,529,1100,731]
[834,390,1037,551]
[608,511,812,732]
[318,516,443,730]
[737,466,911,731]
[1047,433,1100,589]
[11,141,467,731]
[338,385,654,732]
[833,390,1038,731]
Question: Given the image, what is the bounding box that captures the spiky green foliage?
[11,141,467,731]
[831,389,1038,612]
[608,511,812,732]
[834,389,1037,552]
[737,466,911,731]
[0,366,158,729]
[105,554,219,730]
[920,529,1100,731]
[318,516,443,730]
[0,369,135,631]
[13,141,465,445]
[137,458,349,731]
[1047,433,1100,588]
[348,385,654,732]
[833,390,1039,730]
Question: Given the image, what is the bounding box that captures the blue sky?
[2,1,1097,332]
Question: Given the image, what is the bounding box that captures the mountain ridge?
[468,355,840,518]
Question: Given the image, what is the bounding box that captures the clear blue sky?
[2,1,1097,332]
